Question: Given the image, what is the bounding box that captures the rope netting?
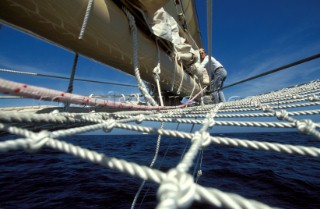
[0,78,319,209]
[1,1,319,208]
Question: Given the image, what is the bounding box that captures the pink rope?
[0,78,204,111]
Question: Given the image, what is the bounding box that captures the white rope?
[131,122,164,209]
[0,80,319,209]
[79,0,94,39]
[192,149,203,183]
[253,102,320,139]
[153,39,164,106]
[195,150,204,183]
[123,8,158,106]
[151,109,320,119]
[156,103,222,209]
[186,77,196,107]
[177,103,222,173]
[171,53,179,92]
[177,58,184,95]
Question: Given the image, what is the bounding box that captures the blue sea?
[0,132,319,209]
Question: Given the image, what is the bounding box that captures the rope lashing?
[79,0,94,39]
[26,130,51,153]
[102,119,116,133]
[295,119,318,136]
[308,94,320,102]
[154,65,164,106]
[157,169,196,209]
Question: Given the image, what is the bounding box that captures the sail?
[0,0,204,98]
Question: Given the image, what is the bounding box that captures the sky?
[0,0,319,134]
[196,0,320,99]
[0,0,320,106]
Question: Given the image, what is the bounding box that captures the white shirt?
[200,55,223,73]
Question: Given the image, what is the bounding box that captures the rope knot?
[261,105,272,112]
[250,101,260,108]
[191,131,200,143]
[50,109,60,114]
[295,119,316,135]
[191,132,211,147]
[308,94,319,102]
[203,118,215,127]
[153,65,161,81]
[175,52,181,61]
[136,114,145,124]
[103,119,116,133]
[157,169,195,209]
[153,64,161,75]
[275,110,288,120]
[26,131,51,152]
[200,132,211,147]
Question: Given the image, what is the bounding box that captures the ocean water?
[0,132,319,209]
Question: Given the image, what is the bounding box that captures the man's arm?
[200,56,208,68]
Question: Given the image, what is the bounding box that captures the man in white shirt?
[199,48,227,103]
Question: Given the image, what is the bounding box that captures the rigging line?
[180,123,196,160]
[207,0,213,75]
[157,122,181,169]
[192,149,201,179]
[154,39,164,106]
[222,53,320,90]
[123,8,158,106]
[66,53,79,94]
[138,122,181,209]
[131,122,164,209]
[171,52,178,92]
[195,149,204,183]
[78,0,94,39]
[0,68,137,87]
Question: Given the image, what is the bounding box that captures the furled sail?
[0,0,206,98]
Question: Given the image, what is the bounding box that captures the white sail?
[0,0,204,97]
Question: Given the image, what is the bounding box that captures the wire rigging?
[223,53,320,89]
[0,68,137,87]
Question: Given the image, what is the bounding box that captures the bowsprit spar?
[0,1,320,209]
